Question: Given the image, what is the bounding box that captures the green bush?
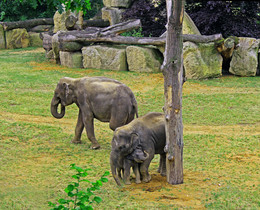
[0,0,56,21]
[48,164,109,210]
[121,27,145,37]
[0,0,103,21]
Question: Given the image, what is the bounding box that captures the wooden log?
[30,25,53,32]
[100,19,141,35]
[0,18,54,31]
[58,32,223,47]
[83,19,110,28]
[183,34,223,43]
[65,15,78,30]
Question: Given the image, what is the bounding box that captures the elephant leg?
[158,154,166,176]
[117,167,123,179]
[139,155,153,183]
[133,163,141,184]
[82,111,100,149]
[71,109,84,144]
[123,160,132,185]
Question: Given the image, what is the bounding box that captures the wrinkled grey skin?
[51,76,138,149]
[110,112,166,185]
[112,146,149,185]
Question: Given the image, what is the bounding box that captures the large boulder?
[183,12,201,35]
[5,28,29,49]
[102,7,123,25]
[0,24,5,49]
[60,51,83,68]
[183,42,222,79]
[82,45,127,71]
[126,46,163,73]
[29,32,43,47]
[103,0,133,8]
[229,37,259,76]
[53,10,83,33]
[158,12,200,54]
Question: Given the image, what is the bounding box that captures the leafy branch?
[48,164,109,210]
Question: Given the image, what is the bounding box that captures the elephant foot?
[124,180,131,185]
[160,172,166,177]
[135,179,141,184]
[91,142,100,150]
[142,175,151,183]
[71,140,82,144]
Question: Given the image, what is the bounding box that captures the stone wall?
[1,2,259,79]
[0,24,52,49]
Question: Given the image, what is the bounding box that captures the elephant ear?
[63,82,70,98]
[131,133,140,149]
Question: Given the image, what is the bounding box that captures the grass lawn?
[0,47,259,209]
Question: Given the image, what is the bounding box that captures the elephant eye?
[119,145,126,150]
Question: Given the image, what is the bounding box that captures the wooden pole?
[162,0,184,185]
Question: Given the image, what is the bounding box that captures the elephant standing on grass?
[110,112,166,185]
[51,76,138,149]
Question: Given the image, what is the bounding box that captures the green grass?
[0,48,259,209]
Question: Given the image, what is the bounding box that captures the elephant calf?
[111,145,149,185]
[110,112,166,185]
[51,76,138,149]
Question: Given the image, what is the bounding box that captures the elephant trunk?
[134,150,149,163]
[110,152,121,186]
[50,97,65,119]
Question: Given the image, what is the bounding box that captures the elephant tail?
[132,96,138,118]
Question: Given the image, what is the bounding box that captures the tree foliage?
[122,0,166,37]
[0,0,56,21]
[185,1,260,38]
[0,0,103,22]
[122,0,260,38]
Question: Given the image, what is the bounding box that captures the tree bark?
[83,19,110,28]
[0,18,54,31]
[162,0,184,185]
[65,15,78,30]
[58,32,222,46]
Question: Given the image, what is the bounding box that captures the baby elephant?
[110,112,166,185]
[51,76,138,149]
[112,145,149,185]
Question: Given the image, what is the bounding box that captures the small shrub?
[121,27,145,37]
[48,164,109,210]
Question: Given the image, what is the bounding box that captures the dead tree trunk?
[162,0,184,185]
[58,33,222,46]
[0,18,54,31]
[83,19,110,28]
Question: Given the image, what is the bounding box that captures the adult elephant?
[51,76,138,149]
[110,112,166,185]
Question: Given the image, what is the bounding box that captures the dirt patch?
[0,111,76,135]
[2,111,259,137]
[9,48,45,54]
[183,82,259,94]
[184,124,260,136]
[123,170,221,209]
[29,61,69,71]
